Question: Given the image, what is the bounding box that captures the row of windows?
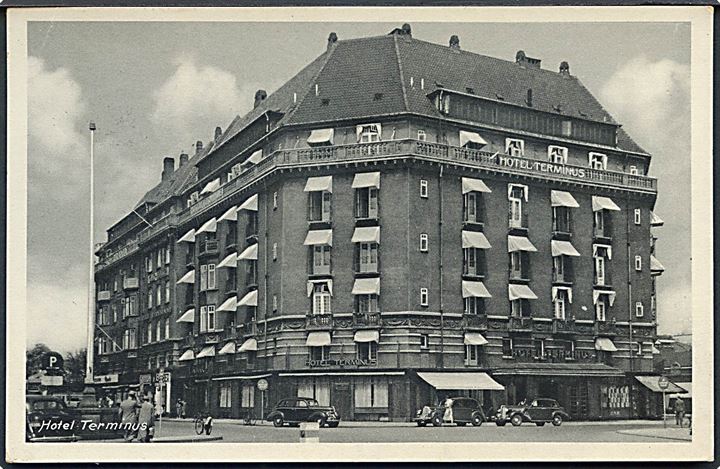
[147,281,171,309]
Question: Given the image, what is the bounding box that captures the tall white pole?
[85,122,96,385]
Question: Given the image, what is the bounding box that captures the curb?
[152,435,224,443]
[615,429,691,442]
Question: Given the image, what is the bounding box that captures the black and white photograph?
[5,5,714,463]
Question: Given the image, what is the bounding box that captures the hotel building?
[93,25,667,420]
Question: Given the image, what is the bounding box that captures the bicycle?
[242,409,256,426]
[193,412,213,435]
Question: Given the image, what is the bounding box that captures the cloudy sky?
[25,20,691,352]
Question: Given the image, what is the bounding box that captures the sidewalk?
[152,434,224,443]
[616,426,692,442]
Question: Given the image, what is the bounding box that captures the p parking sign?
[41,352,64,372]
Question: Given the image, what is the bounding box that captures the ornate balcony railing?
[353,312,381,328]
[462,314,488,330]
[123,277,139,290]
[198,240,218,256]
[552,318,577,334]
[306,314,333,330]
[595,321,618,336]
[508,316,533,331]
[97,291,112,301]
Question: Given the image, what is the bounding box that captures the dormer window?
[589,152,608,170]
[561,120,572,137]
[548,145,568,164]
[357,124,382,143]
[505,138,525,157]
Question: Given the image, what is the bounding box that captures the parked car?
[26,395,78,441]
[266,397,340,428]
[414,397,486,427]
[495,398,570,427]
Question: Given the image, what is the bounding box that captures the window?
[146,256,153,273]
[593,210,609,237]
[156,284,162,305]
[272,295,278,312]
[552,206,571,233]
[629,165,638,175]
[420,334,429,349]
[357,124,381,143]
[505,138,525,157]
[354,377,388,408]
[419,234,429,252]
[199,306,207,332]
[309,191,332,222]
[218,382,232,408]
[463,192,483,223]
[356,243,378,273]
[241,385,255,408]
[502,338,513,357]
[147,322,152,344]
[634,209,641,225]
[463,248,484,277]
[200,265,208,291]
[355,188,379,219]
[112,304,117,323]
[164,318,170,339]
[148,288,153,309]
[561,120,572,137]
[420,288,429,307]
[509,251,524,280]
[417,129,426,141]
[589,152,607,170]
[594,254,606,286]
[634,301,644,318]
[156,249,162,268]
[165,281,170,303]
[634,255,642,271]
[273,243,278,261]
[312,245,332,274]
[595,296,607,321]
[208,264,216,289]
[510,299,523,317]
[508,185,526,228]
[273,191,278,210]
[165,246,171,264]
[563,340,575,359]
[356,294,379,314]
[552,255,568,283]
[554,289,569,320]
[207,305,216,331]
[548,145,568,164]
[464,345,479,365]
[420,179,428,198]
[464,297,485,315]
[308,345,330,361]
[156,320,162,341]
[312,283,332,315]
[357,342,378,362]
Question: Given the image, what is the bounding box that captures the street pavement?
[142,418,692,443]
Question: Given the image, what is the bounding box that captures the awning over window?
[178,349,195,361]
[650,211,664,227]
[304,229,333,246]
[239,338,258,352]
[592,196,621,212]
[218,341,236,355]
[304,175,333,193]
[176,270,195,284]
[508,284,538,301]
[650,255,665,274]
[307,279,333,297]
[177,228,196,244]
[551,240,581,257]
[200,178,221,195]
[592,243,613,260]
[196,345,216,358]
[508,235,537,252]
[459,130,488,148]
[176,308,194,323]
[246,149,263,165]
[635,376,684,393]
[461,177,492,194]
[351,171,380,189]
[462,281,492,298]
[594,338,617,352]
[352,277,380,295]
[306,331,331,347]
[307,128,335,145]
[462,231,491,249]
[417,372,505,391]
[671,382,692,398]
[196,217,217,235]
[651,345,661,355]
[551,190,579,208]
[551,286,573,303]
[217,296,238,312]
[464,332,489,346]
[351,226,380,244]
[354,330,379,343]
[217,252,238,269]
[593,289,616,307]
[238,243,259,260]
[238,290,258,307]
[218,205,238,222]
[238,194,258,211]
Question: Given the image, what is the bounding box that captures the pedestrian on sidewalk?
[443,397,454,424]
[175,399,184,419]
[135,395,156,442]
[673,398,686,428]
[118,391,140,442]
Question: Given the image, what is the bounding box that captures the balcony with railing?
[123,277,139,290]
[306,314,333,330]
[97,291,112,301]
[508,316,533,331]
[552,318,577,334]
[198,240,218,257]
[594,320,618,336]
[353,312,381,328]
[462,314,488,330]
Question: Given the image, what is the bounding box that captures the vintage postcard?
[5,5,714,463]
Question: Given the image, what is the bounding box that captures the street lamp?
[85,122,96,385]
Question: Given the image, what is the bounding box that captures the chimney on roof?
[327,32,338,50]
[559,61,570,76]
[254,89,267,109]
[161,157,175,181]
[195,140,203,155]
[449,35,460,50]
[389,23,412,37]
[214,126,222,142]
[179,153,189,167]
[515,50,542,69]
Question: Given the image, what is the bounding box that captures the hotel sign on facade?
[305,358,378,368]
[497,155,588,178]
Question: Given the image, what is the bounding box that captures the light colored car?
[495,398,570,427]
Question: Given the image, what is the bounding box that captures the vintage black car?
[495,398,570,427]
[414,397,487,427]
[26,395,78,441]
[266,397,340,428]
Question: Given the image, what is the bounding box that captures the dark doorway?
[332,381,352,421]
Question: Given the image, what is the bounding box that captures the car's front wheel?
[510,414,523,427]
[471,414,483,426]
[552,414,563,427]
[272,416,284,427]
[432,415,443,427]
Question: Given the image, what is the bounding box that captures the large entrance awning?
[493,363,625,377]
[635,376,685,393]
[668,382,692,399]
[417,372,504,391]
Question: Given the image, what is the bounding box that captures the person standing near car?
[443,397,454,424]
[119,391,140,442]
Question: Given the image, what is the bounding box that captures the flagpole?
[85,122,96,385]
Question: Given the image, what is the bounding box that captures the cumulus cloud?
[151,57,254,145]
